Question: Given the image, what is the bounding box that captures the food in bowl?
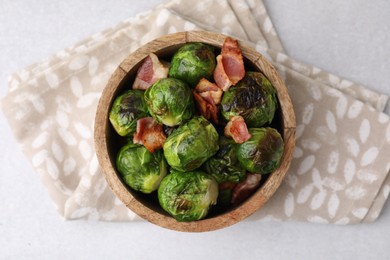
[108,35,284,222]
[94,31,296,232]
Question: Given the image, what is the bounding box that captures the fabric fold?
[1,0,389,224]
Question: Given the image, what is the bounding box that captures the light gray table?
[1,1,389,259]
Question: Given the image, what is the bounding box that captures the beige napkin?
[2,0,390,224]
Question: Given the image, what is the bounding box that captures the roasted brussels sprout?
[203,136,246,184]
[221,71,277,127]
[116,142,168,194]
[144,78,194,126]
[237,127,284,174]
[169,43,216,86]
[158,170,218,221]
[109,90,149,136]
[163,116,219,172]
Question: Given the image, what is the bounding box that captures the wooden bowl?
[94,31,296,232]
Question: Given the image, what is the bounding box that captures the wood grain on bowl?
[94,31,296,232]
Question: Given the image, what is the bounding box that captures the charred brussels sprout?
[163,116,219,172]
[144,78,194,126]
[237,127,284,174]
[169,43,216,86]
[116,142,167,194]
[203,136,246,184]
[158,170,218,221]
[221,71,277,127]
[109,90,149,136]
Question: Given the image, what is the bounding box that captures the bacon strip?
[231,173,262,204]
[195,78,223,105]
[213,37,245,91]
[213,55,232,91]
[193,78,221,124]
[133,117,166,153]
[132,53,169,90]
[224,116,252,144]
[221,37,245,85]
[193,91,219,124]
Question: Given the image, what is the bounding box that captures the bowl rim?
[94,30,296,232]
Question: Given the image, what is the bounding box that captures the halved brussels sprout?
[169,43,216,86]
[158,170,218,222]
[116,142,168,194]
[221,71,277,127]
[203,136,246,184]
[163,116,219,172]
[109,90,149,136]
[144,78,194,126]
[236,127,284,174]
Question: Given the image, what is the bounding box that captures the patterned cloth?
[1,0,389,224]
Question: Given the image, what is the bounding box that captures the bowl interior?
[95,31,296,232]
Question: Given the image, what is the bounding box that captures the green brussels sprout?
[116,142,168,194]
[109,90,149,136]
[144,78,194,126]
[237,127,284,174]
[169,43,216,86]
[203,136,246,184]
[163,116,219,172]
[158,170,218,221]
[221,71,277,127]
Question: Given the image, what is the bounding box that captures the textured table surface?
[1,0,389,259]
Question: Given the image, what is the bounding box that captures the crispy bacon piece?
[224,115,252,144]
[132,53,169,90]
[193,78,222,124]
[213,37,245,91]
[195,78,223,105]
[193,92,219,124]
[133,117,166,153]
[221,37,245,84]
[231,173,262,204]
[213,55,232,91]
